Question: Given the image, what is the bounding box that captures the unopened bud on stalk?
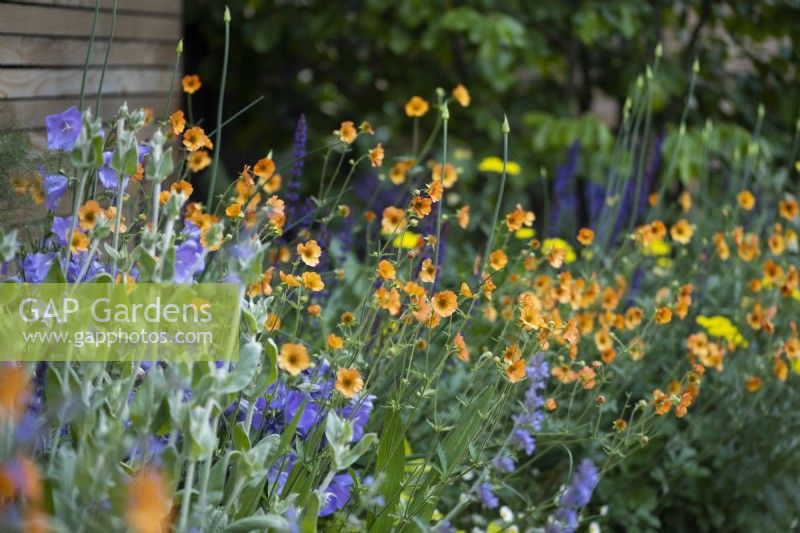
[176,38,184,54]
[224,6,231,22]
[655,43,663,58]
[692,58,700,73]
[441,101,449,121]
[502,114,510,134]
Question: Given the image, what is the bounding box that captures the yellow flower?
[393,231,422,249]
[514,228,535,240]
[540,238,576,263]
[642,238,671,256]
[696,315,749,348]
[478,156,521,175]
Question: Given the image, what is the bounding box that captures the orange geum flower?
[432,163,458,188]
[78,200,103,230]
[411,196,432,218]
[377,259,396,280]
[278,343,310,376]
[183,127,213,151]
[655,306,672,324]
[460,282,473,298]
[0,364,29,421]
[375,287,401,315]
[452,84,470,107]
[381,206,407,234]
[419,258,436,283]
[505,204,535,232]
[225,203,242,218]
[613,419,628,431]
[181,74,202,94]
[679,191,692,212]
[426,179,443,203]
[169,110,186,135]
[264,313,281,331]
[337,121,357,144]
[326,333,344,350]
[506,358,526,383]
[737,190,756,210]
[253,157,275,179]
[745,375,762,393]
[335,368,364,399]
[187,150,211,173]
[431,290,457,317]
[457,205,470,229]
[71,231,89,253]
[453,333,469,362]
[489,249,508,271]
[389,160,413,185]
[779,198,798,220]
[297,240,322,267]
[404,96,429,117]
[340,311,356,326]
[578,366,597,390]
[170,180,193,198]
[126,467,173,533]
[577,228,594,246]
[301,271,325,292]
[670,219,693,244]
[652,389,672,415]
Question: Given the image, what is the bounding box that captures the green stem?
[178,460,196,532]
[78,0,100,111]
[163,40,183,120]
[207,9,231,208]
[479,118,510,278]
[94,0,118,116]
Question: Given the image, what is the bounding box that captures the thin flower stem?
[207,7,231,208]
[78,0,100,111]
[480,117,510,278]
[163,40,184,120]
[94,0,118,117]
[178,460,196,532]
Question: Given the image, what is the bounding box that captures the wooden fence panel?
[0,0,182,136]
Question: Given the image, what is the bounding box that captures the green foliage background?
[186,0,800,192]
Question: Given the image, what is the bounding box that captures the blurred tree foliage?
[186,0,800,193]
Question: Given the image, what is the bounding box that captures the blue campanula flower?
[21,252,55,283]
[318,473,353,517]
[51,216,74,246]
[43,173,68,211]
[44,106,82,151]
[173,239,205,283]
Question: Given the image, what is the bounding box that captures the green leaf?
[299,491,322,533]
[222,514,289,532]
[370,409,406,531]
